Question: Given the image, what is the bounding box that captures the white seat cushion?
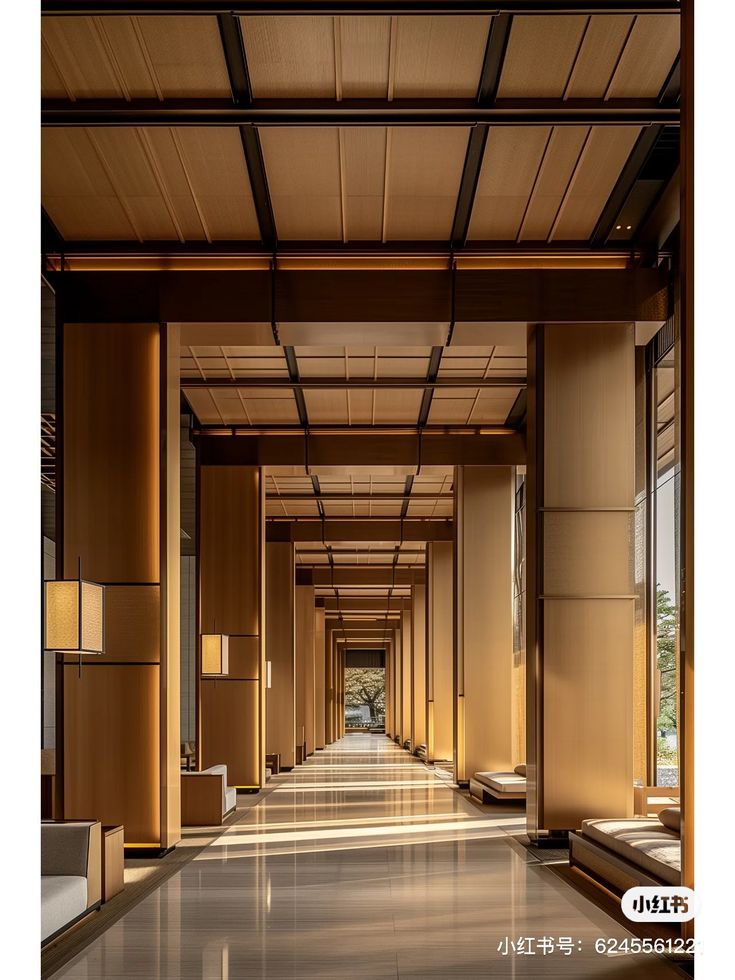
[581,818,681,885]
[42,876,87,941]
[474,771,527,794]
[224,786,237,814]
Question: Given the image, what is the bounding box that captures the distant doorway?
[344,649,386,731]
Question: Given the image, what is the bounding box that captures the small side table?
[101,825,125,903]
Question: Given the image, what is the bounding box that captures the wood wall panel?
[64,664,160,844]
[455,467,514,783]
[200,679,261,787]
[295,585,315,756]
[266,542,296,767]
[401,605,412,745]
[411,583,426,750]
[527,322,635,834]
[314,605,326,750]
[63,323,159,583]
[200,466,261,636]
[427,541,454,763]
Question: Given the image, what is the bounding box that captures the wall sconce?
[44,570,105,655]
[266,661,272,689]
[201,633,229,675]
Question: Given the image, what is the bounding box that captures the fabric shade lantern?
[44,578,105,654]
[201,633,229,675]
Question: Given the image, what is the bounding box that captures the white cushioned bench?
[181,764,237,826]
[42,820,102,944]
[469,765,527,803]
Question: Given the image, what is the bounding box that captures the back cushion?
[658,807,681,833]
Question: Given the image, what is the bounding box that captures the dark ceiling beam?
[216,13,277,248]
[450,13,512,248]
[41,98,679,128]
[51,267,671,323]
[323,598,408,611]
[270,492,452,501]
[182,376,526,389]
[267,520,452,542]
[309,568,423,585]
[590,126,665,245]
[40,2,686,16]
[196,431,526,467]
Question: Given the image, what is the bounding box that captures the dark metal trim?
[41,98,679,127]
[40,3,685,16]
[590,125,664,245]
[217,14,252,104]
[182,375,527,389]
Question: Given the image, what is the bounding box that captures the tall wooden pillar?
[426,541,453,764]
[60,322,180,850]
[199,465,265,790]
[295,584,315,760]
[394,622,402,743]
[325,623,336,744]
[314,601,326,750]
[527,323,635,837]
[266,542,295,769]
[411,583,426,751]
[454,467,515,783]
[401,601,412,747]
[385,635,394,739]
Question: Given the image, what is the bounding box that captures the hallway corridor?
[51,736,682,979]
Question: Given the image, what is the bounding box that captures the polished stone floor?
[51,735,683,979]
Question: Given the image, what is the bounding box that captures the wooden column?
[325,624,336,744]
[385,635,394,739]
[426,541,454,764]
[527,323,635,837]
[199,465,265,790]
[393,622,402,744]
[454,466,515,783]
[401,601,412,747]
[295,584,315,760]
[60,322,180,850]
[314,601,326,750]
[411,583,426,751]
[265,542,295,769]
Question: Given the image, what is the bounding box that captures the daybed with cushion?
[570,789,681,894]
[42,820,102,945]
[469,764,527,803]
[181,764,237,826]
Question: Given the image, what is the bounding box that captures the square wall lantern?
[44,578,105,654]
[202,634,229,676]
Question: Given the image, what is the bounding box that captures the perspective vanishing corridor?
[50,735,681,979]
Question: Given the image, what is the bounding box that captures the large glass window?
[653,342,680,787]
[345,667,385,729]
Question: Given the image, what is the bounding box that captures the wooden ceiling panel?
[468,127,551,241]
[427,398,474,425]
[298,356,348,378]
[347,390,376,424]
[172,128,260,240]
[339,17,391,98]
[42,129,138,240]
[497,16,588,98]
[606,15,680,99]
[133,17,231,97]
[342,128,387,242]
[550,126,641,240]
[376,356,431,378]
[303,389,351,423]
[517,126,589,241]
[563,16,633,99]
[42,16,231,99]
[384,128,468,240]
[260,128,342,240]
[373,389,423,424]
[242,16,336,97]
[183,388,222,425]
[393,16,491,98]
[242,389,299,425]
[471,391,521,424]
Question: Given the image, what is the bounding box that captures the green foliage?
[656,585,678,732]
[344,668,385,723]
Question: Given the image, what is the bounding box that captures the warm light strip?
[272,780,445,791]
[45,252,639,273]
[192,426,516,437]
